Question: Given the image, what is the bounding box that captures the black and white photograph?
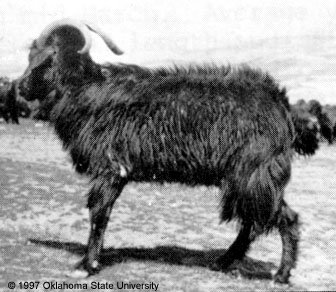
[1,0,336,291]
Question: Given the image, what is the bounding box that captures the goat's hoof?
[72,258,101,277]
[66,269,90,279]
[209,261,231,272]
[273,272,290,284]
[26,239,34,246]
[209,262,222,272]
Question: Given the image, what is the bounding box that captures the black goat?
[0,81,19,124]
[19,19,309,284]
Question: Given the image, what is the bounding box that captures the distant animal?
[0,81,19,124]
[308,100,333,144]
[323,104,336,143]
[290,104,320,155]
[19,18,315,284]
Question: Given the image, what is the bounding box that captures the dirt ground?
[0,119,335,291]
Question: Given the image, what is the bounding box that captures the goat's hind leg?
[69,176,126,278]
[274,200,299,284]
[210,222,256,272]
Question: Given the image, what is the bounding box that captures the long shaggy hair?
[47,64,294,230]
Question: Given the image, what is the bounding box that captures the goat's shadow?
[28,238,276,280]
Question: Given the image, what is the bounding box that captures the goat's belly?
[129,164,224,186]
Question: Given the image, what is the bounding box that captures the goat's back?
[52,65,294,186]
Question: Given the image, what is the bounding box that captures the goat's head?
[19,18,123,102]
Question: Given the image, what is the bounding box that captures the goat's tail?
[220,152,292,231]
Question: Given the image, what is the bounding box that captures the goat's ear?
[27,47,55,72]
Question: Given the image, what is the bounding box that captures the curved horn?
[36,18,92,54]
[84,22,124,55]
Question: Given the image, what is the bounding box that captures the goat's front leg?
[69,175,126,278]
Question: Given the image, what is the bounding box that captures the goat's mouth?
[18,74,38,101]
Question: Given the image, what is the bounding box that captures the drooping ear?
[23,41,55,76]
[31,47,55,70]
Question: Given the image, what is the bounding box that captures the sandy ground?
[0,119,335,291]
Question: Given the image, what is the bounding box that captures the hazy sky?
[1,0,336,78]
